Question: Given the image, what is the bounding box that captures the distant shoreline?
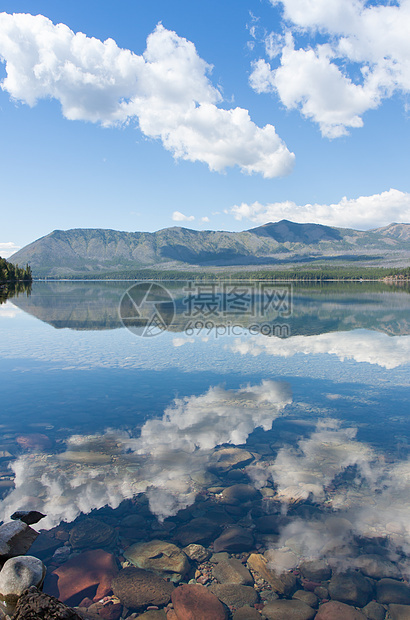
[31,275,410,284]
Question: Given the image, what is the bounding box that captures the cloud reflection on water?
[0,380,292,527]
[247,419,410,576]
[231,329,410,369]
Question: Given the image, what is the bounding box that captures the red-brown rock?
[43,549,118,606]
[16,433,52,450]
[86,601,123,620]
[315,601,367,619]
[171,583,228,620]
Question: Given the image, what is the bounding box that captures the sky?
[1,0,410,256]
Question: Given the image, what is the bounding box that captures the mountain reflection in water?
[10,280,410,336]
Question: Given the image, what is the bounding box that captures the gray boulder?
[377,579,410,605]
[123,540,190,582]
[329,570,374,607]
[0,556,46,615]
[362,600,386,620]
[209,584,259,607]
[299,559,332,581]
[212,558,254,586]
[388,604,410,619]
[0,521,38,558]
[355,555,401,580]
[263,599,316,620]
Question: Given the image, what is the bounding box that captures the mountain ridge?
[9,220,410,276]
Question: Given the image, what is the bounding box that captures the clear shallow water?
[0,281,409,573]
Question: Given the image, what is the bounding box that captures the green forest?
[50,264,410,282]
[0,256,32,284]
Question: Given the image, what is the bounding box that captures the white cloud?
[172,336,195,347]
[0,380,292,526]
[133,379,292,454]
[251,0,410,136]
[271,418,376,503]
[0,13,295,178]
[0,304,22,319]
[172,211,195,222]
[0,242,21,258]
[230,188,410,229]
[265,418,410,572]
[231,329,410,369]
[201,216,210,223]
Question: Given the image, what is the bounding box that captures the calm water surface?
[0,281,409,572]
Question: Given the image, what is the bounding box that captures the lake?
[0,280,409,611]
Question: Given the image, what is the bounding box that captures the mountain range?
[9,220,410,277]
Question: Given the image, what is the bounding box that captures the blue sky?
[1,0,410,255]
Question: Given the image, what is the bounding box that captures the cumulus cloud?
[172,211,195,222]
[0,242,21,258]
[351,457,410,560]
[230,188,410,229]
[0,304,22,318]
[132,379,292,454]
[0,380,292,526]
[0,13,294,177]
[264,419,410,572]
[271,418,376,502]
[251,0,410,136]
[231,329,410,369]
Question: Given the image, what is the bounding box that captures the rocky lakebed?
[0,445,409,620]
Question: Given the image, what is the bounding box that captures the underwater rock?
[355,555,401,580]
[361,600,386,620]
[208,583,259,607]
[213,526,254,553]
[28,531,61,561]
[377,579,410,605]
[292,590,319,608]
[208,448,254,474]
[175,518,221,547]
[16,433,52,451]
[171,583,228,620]
[299,559,332,582]
[12,586,83,620]
[262,599,316,620]
[124,540,190,582]
[111,567,174,611]
[182,544,210,563]
[247,553,297,596]
[232,606,261,620]
[44,549,118,606]
[388,603,410,620]
[315,600,367,619]
[212,558,253,586]
[69,519,116,550]
[219,485,261,506]
[328,570,374,607]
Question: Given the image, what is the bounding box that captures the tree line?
[0,257,32,284]
[48,264,410,282]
